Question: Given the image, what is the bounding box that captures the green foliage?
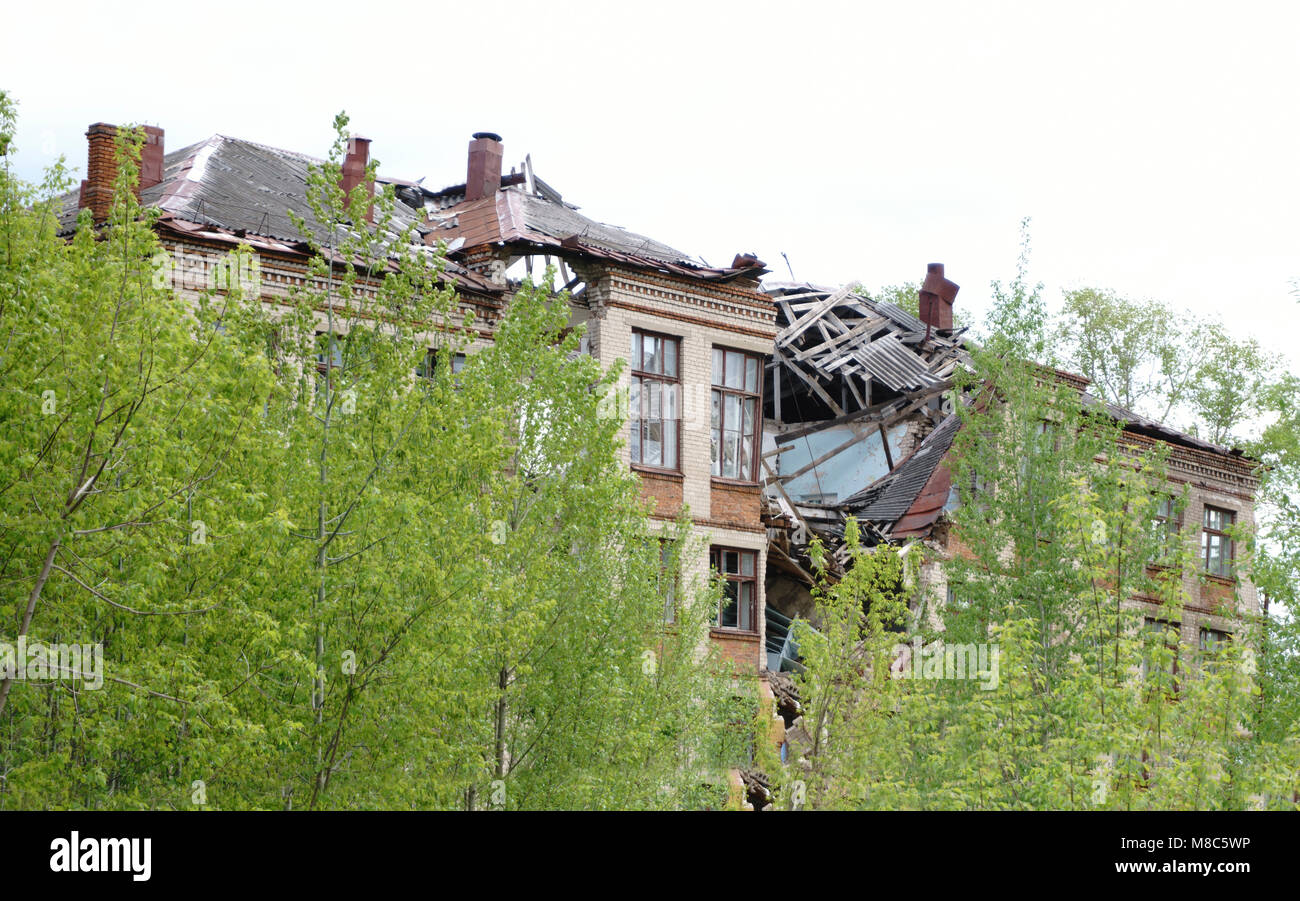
[0,97,745,810]
[786,227,1300,808]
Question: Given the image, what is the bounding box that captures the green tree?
[783,229,1299,809]
[0,97,748,810]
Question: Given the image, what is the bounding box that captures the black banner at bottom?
[0,810,1285,888]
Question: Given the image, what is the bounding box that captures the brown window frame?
[313,331,344,404]
[629,329,682,473]
[1150,494,1182,562]
[1201,505,1235,579]
[1198,626,1230,654]
[710,546,758,634]
[711,347,763,483]
[416,348,466,380]
[315,331,343,376]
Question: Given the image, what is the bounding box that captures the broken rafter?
[774,348,845,417]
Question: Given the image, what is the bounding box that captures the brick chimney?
[79,123,165,223]
[139,125,165,192]
[918,263,959,333]
[465,132,503,202]
[341,136,374,224]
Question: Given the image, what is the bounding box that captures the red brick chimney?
[139,125,165,192]
[465,132,503,202]
[79,123,165,223]
[79,123,118,223]
[918,263,959,334]
[341,136,374,224]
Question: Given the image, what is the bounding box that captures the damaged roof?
[56,134,501,297]
[842,413,960,538]
[767,282,969,413]
[426,172,769,284]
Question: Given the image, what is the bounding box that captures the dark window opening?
[711,546,757,633]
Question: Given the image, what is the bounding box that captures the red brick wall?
[637,469,684,517]
[710,481,761,530]
[711,630,762,672]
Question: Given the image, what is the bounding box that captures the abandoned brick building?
[58,124,1263,797]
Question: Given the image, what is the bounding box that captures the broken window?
[630,330,680,471]
[1201,506,1235,579]
[711,546,757,633]
[711,347,761,481]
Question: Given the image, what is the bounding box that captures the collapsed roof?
[761,267,1257,573]
[421,133,769,285]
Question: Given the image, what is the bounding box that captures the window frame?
[710,346,764,483]
[416,348,466,380]
[710,545,758,634]
[1200,505,1236,579]
[1150,494,1182,562]
[658,539,679,625]
[1198,626,1230,654]
[629,329,682,473]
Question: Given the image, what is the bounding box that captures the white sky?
[5,0,1297,371]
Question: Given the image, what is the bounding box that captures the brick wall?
[710,481,762,531]
[638,469,684,516]
[577,263,777,674]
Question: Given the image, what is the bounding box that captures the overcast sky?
[5,0,1297,370]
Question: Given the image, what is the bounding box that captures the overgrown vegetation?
[789,223,1300,809]
[0,95,751,810]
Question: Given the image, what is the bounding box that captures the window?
[314,332,343,401]
[1199,626,1230,654]
[658,540,679,624]
[315,332,343,374]
[416,349,466,380]
[1150,495,1181,561]
[711,347,762,481]
[1141,617,1180,687]
[1201,506,1235,578]
[629,330,680,471]
[710,546,757,633]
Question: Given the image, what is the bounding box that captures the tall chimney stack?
[341,136,373,224]
[80,123,118,223]
[918,263,959,333]
[78,123,165,223]
[465,132,503,202]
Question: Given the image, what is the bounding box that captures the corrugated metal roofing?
[849,333,944,392]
